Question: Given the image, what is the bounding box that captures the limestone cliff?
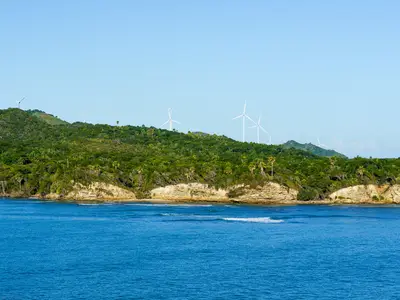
[382,185,400,203]
[150,182,298,203]
[42,182,136,201]
[229,182,298,203]
[31,181,400,204]
[328,184,400,203]
[150,183,228,201]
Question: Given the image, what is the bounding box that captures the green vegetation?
[0,108,399,200]
[282,140,347,158]
[26,109,69,125]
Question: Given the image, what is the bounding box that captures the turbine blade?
[172,120,180,124]
[161,120,169,127]
[249,125,257,128]
[232,114,243,120]
[245,114,256,124]
[259,126,268,134]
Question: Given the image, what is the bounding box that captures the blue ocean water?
[1,198,400,300]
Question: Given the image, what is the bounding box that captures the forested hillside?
[282,140,347,158]
[26,109,69,125]
[0,108,399,200]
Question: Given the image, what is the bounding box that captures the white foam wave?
[222,217,284,224]
[161,213,221,219]
[160,213,181,216]
[159,213,283,223]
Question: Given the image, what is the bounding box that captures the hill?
[0,108,399,201]
[282,140,347,158]
[26,109,69,125]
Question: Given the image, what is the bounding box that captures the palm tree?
[329,157,336,169]
[112,161,120,171]
[224,162,233,175]
[248,162,256,175]
[268,156,276,178]
[357,166,365,179]
[136,167,144,189]
[258,160,267,176]
[0,181,6,195]
[185,167,196,181]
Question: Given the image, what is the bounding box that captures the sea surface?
[1,198,400,300]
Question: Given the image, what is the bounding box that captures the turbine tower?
[250,115,271,144]
[16,97,25,109]
[161,108,180,130]
[233,102,255,142]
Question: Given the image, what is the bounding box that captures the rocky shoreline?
[2,182,400,205]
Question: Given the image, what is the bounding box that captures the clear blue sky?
[1,1,399,158]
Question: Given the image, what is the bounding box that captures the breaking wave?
[222,217,284,224]
[159,213,283,224]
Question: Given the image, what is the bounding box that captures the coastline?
[1,194,399,206]
[3,182,400,206]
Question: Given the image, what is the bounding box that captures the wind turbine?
[161,108,180,130]
[250,115,271,144]
[233,102,255,142]
[16,97,25,109]
[317,137,328,149]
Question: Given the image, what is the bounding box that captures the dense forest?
[281,140,347,158]
[0,108,399,200]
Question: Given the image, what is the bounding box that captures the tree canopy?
[0,108,399,200]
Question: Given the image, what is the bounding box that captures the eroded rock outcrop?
[329,185,380,202]
[229,182,298,203]
[382,185,400,203]
[150,183,229,201]
[35,181,400,204]
[328,184,400,203]
[150,182,298,203]
[41,182,136,201]
[66,182,136,201]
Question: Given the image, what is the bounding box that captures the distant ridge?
[26,109,68,125]
[190,131,211,137]
[282,140,347,158]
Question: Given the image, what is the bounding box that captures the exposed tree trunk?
[0,181,6,195]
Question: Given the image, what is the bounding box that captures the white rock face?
[329,185,380,202]
[230,182,298,203]
[65,182,136,201]
[151,183,228,201]
[382,185,400,203]
[329,184,400,203]
[150,182,298,203]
